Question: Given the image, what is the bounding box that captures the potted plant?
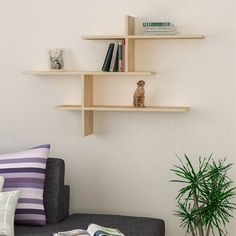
[171,154,236,236]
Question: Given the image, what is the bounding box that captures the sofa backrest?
[43,158,69,223]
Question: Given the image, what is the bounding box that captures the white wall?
[1,0,236,235]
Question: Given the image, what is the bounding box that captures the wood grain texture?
[24,71,155,76]
[127,34,205,39]
[125,15,135,36]
[81,35,205,40]
[82,75,93,107]
[126,39,135,72]
[82,110,93,137]
[82,35,125,40]
[56,105,190,112]
[56,105,82,110]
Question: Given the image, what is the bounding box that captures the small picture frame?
[49,48,64,70]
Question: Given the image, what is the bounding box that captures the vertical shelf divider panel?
[125,15,135,72]
[81,74,93,136]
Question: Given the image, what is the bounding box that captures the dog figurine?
[133,80,145,107]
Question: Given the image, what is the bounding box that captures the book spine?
[109,42,118,72]
[114,50,119,72]
[118,41,122,72]
[102,43,114,71]
[121,39,125,72]
[144,26,175,32]
[143,22,171,27]
[143,31,176,35]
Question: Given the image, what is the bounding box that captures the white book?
[87,224,125,236]
[53,224,125,236]
[144,31,177,35]
[109,42,118,72]
[54,229,89,236]
[118,41,122,72]
[144,26,175,32]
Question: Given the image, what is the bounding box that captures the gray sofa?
[15,158,165,236]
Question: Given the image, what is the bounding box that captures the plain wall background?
[0,0,236,235]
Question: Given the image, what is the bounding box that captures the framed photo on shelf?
[49,48,64,70]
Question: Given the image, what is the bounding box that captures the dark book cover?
[113,49,119,72]
[102,43,114,71]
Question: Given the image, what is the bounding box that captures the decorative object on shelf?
[133,80,145,107]
[171,154,236,236]
[143,21,177,35]
[49,48,64,70]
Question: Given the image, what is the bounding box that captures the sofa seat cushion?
[15,214,165,236]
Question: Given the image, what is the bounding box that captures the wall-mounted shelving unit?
[25,15,205,137]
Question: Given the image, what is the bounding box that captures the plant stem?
[190,222,197,236]
[193,191,204,236]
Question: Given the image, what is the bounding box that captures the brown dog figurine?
[133,80,145,107]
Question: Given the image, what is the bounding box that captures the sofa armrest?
[63,185,70,219]
[44,184,70,224]
[44,158,70,224]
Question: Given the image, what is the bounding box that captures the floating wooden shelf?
[127,34,205,39]
[82,35,125,40]
[56,105,189,113]
[82,34,205,40]
[56,105,82,110]
[24,71,156,76]
[25,15,204,136]
[86,105,189,112]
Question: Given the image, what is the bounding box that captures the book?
[144,26,176,32]
[109,42,118,72]
[102,43,114,71]
[121,39,125,72]
[143,22,171,27]
[114,50,119,72]
[143,31,176,35]
[53,229,88,236]
[118,41,122,72]
[53,224,125,236]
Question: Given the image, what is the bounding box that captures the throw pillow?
[0,190,20,236]
[0,144,50,225]
[0,176,4,192]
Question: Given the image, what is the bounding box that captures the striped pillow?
[0,144,50,225]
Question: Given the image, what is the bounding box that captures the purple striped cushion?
[0,144,50,225]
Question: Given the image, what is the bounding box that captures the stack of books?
[102,40,125,72]
[143,22,176,35]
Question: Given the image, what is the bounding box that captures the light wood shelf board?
[24,71,85,75]
[82,35,125,40]
[24,71,156,76]
[56,105,189,112]
[127,35,205,39]
[81,34,205,41]
[56,105,82,110]
[84,71,156,76]
[84,105,190,112]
